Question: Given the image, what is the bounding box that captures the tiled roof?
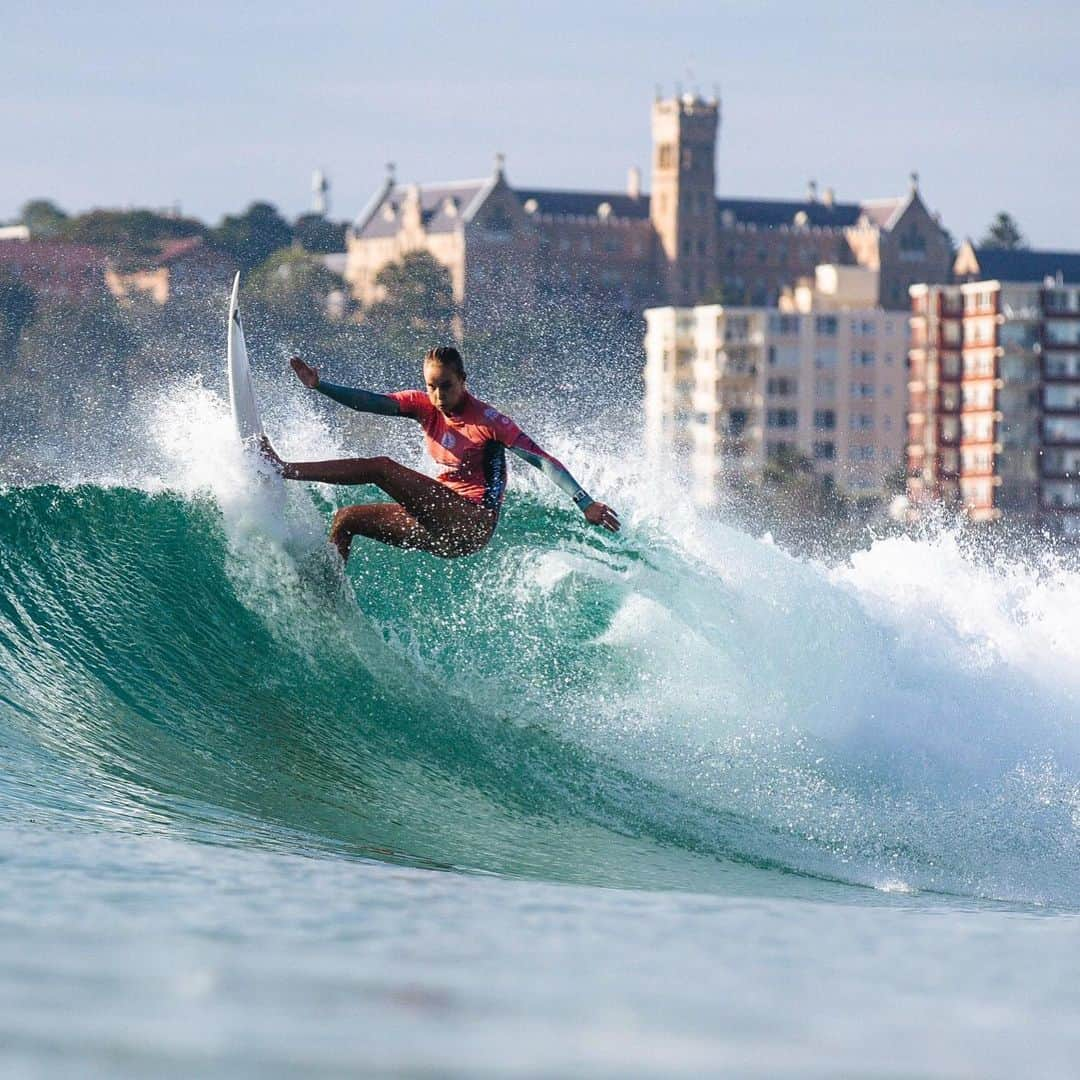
[515,188,650,220]
[715,196,862,229]
[354,181,489,239]
[158,236,210,263]
[963,247,1080,284]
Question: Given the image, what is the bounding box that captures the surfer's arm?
[315,381,402,417]
[507,433,595,512]
[507,433,620,531]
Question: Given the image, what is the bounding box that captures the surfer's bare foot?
[290,356,319,389]
[257,435,285,473]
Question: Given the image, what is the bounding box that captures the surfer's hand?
[585,502,620,533]
[290,356,319,389]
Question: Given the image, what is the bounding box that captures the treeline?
[18,198,348,270]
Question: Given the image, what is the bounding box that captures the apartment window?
[813,441,835,461]
[1045,385,1080,410]
[1045,353,1080,378]
[768,314,800,335]
[768,345,800,368]
[681,239,691,256]
[1045,321,1080,347]
[725,315,751,340]
[851,383,875,400]
[816,315,838,336]
[1044,289,1080,314]
[1043,417,1080,442]
[964,353,995,378]
[815,377,836,397]
[767,408,799,429]
[814,409,836,430]
[850,445,875,462]
[858,351,875,366]
[814,349,838,369]
[850,413,874,431]
[767,376,797,396]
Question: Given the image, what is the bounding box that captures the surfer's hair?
[424,346,466,379]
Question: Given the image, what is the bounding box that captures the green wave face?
[2,483,1079,905]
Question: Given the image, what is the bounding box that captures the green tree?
[364,251,455,354]
[20,199,68,239]
[980,211,1026,250]
[293,213,347,254]
[246,248,345,328]
[213,202,293,272]
[0,272,36,361]
[60,208,206,267]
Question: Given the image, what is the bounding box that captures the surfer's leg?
[329,502,485,561]
[329,503,432,562]
[275,454,496,555]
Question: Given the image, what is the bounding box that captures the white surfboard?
[227,272,263,443]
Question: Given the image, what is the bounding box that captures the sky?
[4,1,1078,247]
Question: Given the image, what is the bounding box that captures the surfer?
[260,346,619,562]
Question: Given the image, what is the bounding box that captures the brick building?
[344,92,953,325]
[907,244,1080,537]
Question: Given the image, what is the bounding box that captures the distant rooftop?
[354,180,491,240]
[959,246,1080,284]
[515,188,649,220]
[352,173,916,239]
[716,196,862,229]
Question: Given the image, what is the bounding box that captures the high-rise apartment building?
[645,266,908,505]
[907,245,1080,536]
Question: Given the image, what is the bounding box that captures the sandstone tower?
[649,91,720,305]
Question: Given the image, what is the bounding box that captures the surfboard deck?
[227,272,263,443]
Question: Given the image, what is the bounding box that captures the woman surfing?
[261,346,619,562]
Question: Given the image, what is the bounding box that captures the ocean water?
[1,382,1079,1077]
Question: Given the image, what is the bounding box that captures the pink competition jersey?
[388,390,523,509]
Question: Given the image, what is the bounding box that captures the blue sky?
[4,1,1078,247]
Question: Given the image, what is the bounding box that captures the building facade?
[907,245,1080,537]
[344,93,953,325]
[645,266,908,505]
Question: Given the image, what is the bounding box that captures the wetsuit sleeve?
[315,381,402,416]
[507,432,595,511]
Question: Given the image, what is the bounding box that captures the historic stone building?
[344,92,953,324]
